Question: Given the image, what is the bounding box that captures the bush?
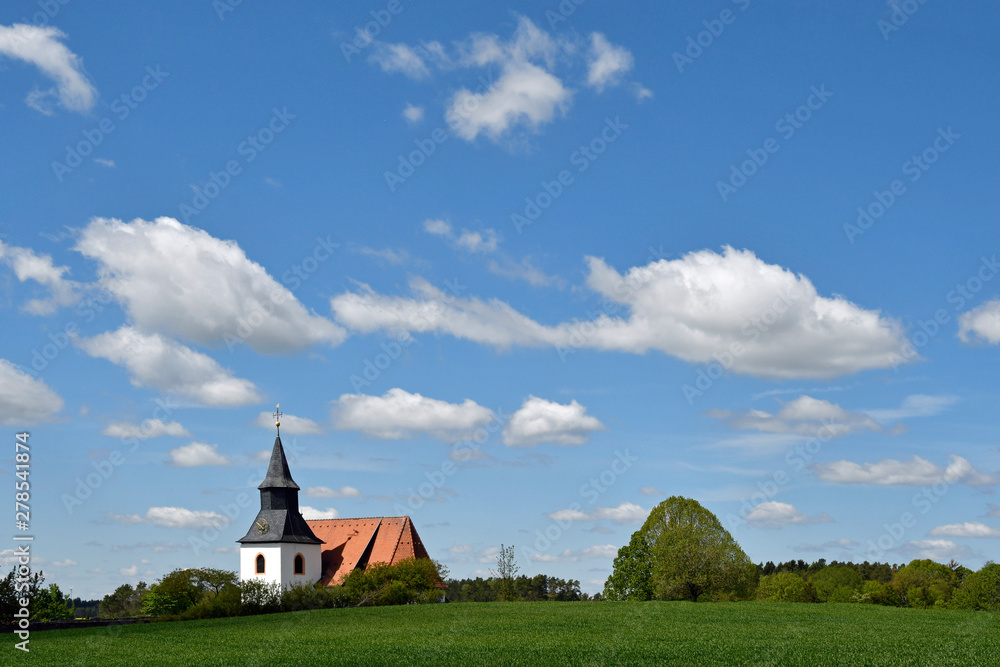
[756,573,813,603]
[854,580,900,606]
[178,584,243,620]
[240,579,281,615]
[340,558,443,606]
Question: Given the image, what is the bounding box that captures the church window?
[256,553,265,574]
[294,553,305,575]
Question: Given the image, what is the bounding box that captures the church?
[237,412,434,589]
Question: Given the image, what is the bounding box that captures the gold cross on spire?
[273,403,282,435]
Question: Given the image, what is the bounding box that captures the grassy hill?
[23,601,1000,666]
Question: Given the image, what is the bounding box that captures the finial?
[273,403,282,435]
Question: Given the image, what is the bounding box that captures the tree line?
[603,495,1000,611]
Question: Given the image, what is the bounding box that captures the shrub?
[756,573,813,603]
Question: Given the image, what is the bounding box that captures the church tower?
[238,406,322,588]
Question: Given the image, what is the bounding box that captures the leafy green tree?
[953,563,1000,611]
[756,572,812,603]
[142,568,208,616]
[0,567,44,620]
[189,568,238,595]
[603,532,654,601]
[640,496,757,601]
[810,565,863,603]
[100,582,148,618]
[491,544,519,602]
[891,559,958,609]
[31,583,75,621]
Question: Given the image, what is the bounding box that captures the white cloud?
[168,442,232,467]
[0,240,78,314]
[487,257,561,287]
[586,33,633,91]
[708,395,882,438]
[639,486,663,496]
[253,411,322,435]
[813,455,995,486]
[356,246,408,265]
[94,158,115,168]
[447,62,571,143]
[987,503,1000,518]
[101,418,190,440]
[745,501,833,529]
[446,18,571,143]
[77,326,260,407]
[864,394,959,422]
[928,521,1000,538]
[332,247,910,379]
[548,502,649,525]
[305,486,361,499]
[958,298,1000,344]
[0,24,96,113]
[530,544,618,562]
[332,388,495,440]
[423,219,452,236]
[51,558,77,567]
[0,359,64,425]
[373,18,643,145]
[370,43,430,79]
[75,217,345,353]
[422,219,499,254]
[402,103,424,123]
[455,229,499,254]
[300,506,340,520]
[631,83,653,102]
[111,506,227,529]
[897,539,974,562]
[120,565,139,577]
[447,542,474,554]
[503,396,605,446]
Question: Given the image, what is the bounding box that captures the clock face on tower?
[255,518,269,535]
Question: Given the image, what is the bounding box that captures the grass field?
[18,602,1000,666]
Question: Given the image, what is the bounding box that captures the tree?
[648,496,756,601]
[189,568,237,595]
[100,582,148,618]
[890,559,957,608]
[810,565,862,603]
[953,563,1000,611]
[31,583,75,621]
[491,544,519,602]
[756,572,812,603]
[0,567,44,620]
[142,568,208,616]
[603,532,654,601]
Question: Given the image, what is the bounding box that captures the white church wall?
[240,542,322,589]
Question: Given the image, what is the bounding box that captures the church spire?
[237,404,321,545]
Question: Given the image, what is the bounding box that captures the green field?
[18,602,1000,666]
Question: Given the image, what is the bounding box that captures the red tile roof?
[306,516,432,586]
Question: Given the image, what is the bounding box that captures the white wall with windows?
[240,542,321,588]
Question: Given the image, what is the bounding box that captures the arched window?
[255,554,265,574]
[294,553,305,575]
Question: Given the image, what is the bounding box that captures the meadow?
[21,602,999,666]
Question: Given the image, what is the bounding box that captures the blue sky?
[2,1,999,598]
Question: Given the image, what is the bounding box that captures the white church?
[237,411,435,589]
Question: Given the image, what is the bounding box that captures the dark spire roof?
[238,434,321,545]
[259,436,299,490]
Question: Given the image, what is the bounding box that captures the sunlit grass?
[25,601,1000,666]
